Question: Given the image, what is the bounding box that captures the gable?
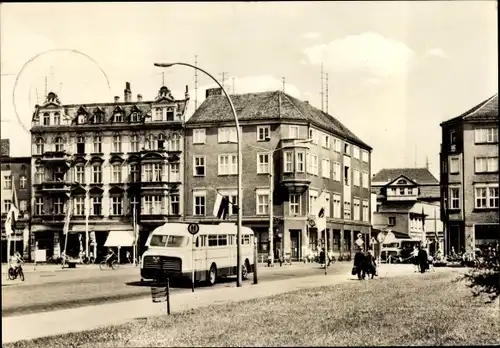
[385,175,418,187]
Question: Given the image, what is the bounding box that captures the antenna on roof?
[282,77,286,93]
[44,76,48,98]
[219,72,228,89]
[162,72,165,86]
[194,55,198,110]
[36,88,40,105]
[320,63,324,112]
[325,73,329,114]
[425,156,429,170]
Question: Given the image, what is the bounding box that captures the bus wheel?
[208,264,217,286]
[242,260,249,280]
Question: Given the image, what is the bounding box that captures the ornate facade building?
[30,83,189,261]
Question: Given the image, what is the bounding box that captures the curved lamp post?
[154,62,243,287]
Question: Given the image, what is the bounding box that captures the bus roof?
[150,222,254,236]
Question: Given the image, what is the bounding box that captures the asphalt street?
[2,262,352,317]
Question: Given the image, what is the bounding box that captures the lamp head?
[154,63,175,68]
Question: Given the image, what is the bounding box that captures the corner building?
[184,88,372,262]
[30,83,189,261]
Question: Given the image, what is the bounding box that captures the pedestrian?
[353,246,365,280]
[411,246,419,272]
[126,250,131,264]
[418,246,429,274]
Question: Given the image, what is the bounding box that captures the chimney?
[205,87,222,98]
[137,94,143,102]
[114,96,120,103]
[124,82,132,102]
[185,85,190,99]
[1,139,10,157]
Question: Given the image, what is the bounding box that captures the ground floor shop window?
[474,224,499,249]
[332,230,341,251]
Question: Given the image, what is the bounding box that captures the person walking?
[418,246,429,274]
[411,246,419,272]
[353,246,365,280]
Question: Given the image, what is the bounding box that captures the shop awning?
[104,231,134,247]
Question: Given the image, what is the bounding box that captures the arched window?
[43,113,50,126]
[166,107,175,121]
[158,133,166,149]
[170,133,180,151]
[35,137,45,154]
[55,137,64,152]
[54,112,61,125]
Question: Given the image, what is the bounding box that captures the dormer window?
[154,108,162,121]
[408,188,413,195]
[54,112,61,125]
[166,107,175,121]
[43,113,50,126]
[114,113,123,122]
[158,133,166,149]
[78,115,85,125]
[399,188,405,195]
[55,137,64,152]
[94,113,103,124]
[130,112,139,123]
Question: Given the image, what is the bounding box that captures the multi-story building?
[371,167,443,252]
[184,88,372,261]
[30,83,189,261]
[440,94,498,255]
[1,139,31,262]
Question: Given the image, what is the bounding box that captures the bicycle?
[8,263,25,281]
[100,256,119,271]
[82,255,96,265]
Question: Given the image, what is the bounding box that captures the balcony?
[37,179,72,193]
[280,172,310,194]
[40,151,72,165]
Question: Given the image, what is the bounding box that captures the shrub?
[459,250,499,303]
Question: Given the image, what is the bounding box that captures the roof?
[372,168,438,185]
[187,90,371,149]
[441,94,498,126]
[377,202,417,214]
[419,186,440,199]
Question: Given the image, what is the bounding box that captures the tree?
[459,249,499,303]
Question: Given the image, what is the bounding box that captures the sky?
[0,1,497,179]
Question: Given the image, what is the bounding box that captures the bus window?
[229,235,235,245]
[150,235,168,247]
[218,235,228,246]
[208,235,217,247]
[201,235,207,247]
[242,235,251,245]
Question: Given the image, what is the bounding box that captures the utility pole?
[325,73,329,114]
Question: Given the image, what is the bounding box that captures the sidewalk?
[2,264,448,344]
[1,262,138,274]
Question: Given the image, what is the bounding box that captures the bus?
[140,222,255,285]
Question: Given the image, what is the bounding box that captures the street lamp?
[154,62,244,287]
[249,138,313,266]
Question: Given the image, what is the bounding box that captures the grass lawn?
[7,270,500,347]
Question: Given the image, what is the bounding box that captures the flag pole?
[133,205,137,266]
[85,196,89,258]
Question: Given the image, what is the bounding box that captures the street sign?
[355,238,364,247]
[370,237,377,245]
[357,233,363,239]
[187,223,199,235]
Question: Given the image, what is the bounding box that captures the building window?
[35,197,43,215]
[408,188,413,195]
[450,130,456,145]
[333,194,341,218]
[93,113,103,124]
[157,134,166,149]
[170,163,180,182]
[131,134,139,152]
[111,164,122,183]
[475,127,498,144]
[145,134,155,150]
[75,164,85,183]
[450,157,459,174]
[322,134,330,148]
[54,112,60,125]
[130,112,139,123]
[388,216,396,226]
[20,176,27,188]
[111,196,123,215]
[170,133,180,151]
[344,201,351,220]
[76,136,85,154]
[35,138,44,154]
[353,146,360,159]
[74,197,84,216]
[130,196,139,216]
[166,107,175,121]
[289,125,299,139]
[55,137,64,152]
[257,153,270,174]
[449,187,460,209]
[114,113,123,123]
[333,138,341,152]
[353,169,360,187]
[353,199,361,221]
[256,189,269,215]
[284,151,293,173]
[332,162,341,181]
[257,126,270,141]
[309,190,318,214]
[170,195,180,215]
[35,166,43,184]
[92,164,102,183]
[4,199,11,213]
[362,200,369,222]
[218,127,237,143]
[310,155,318,175]
[289,194,300,215]
[154,108,162,121]
[193,191,206,216]
[143,164,153,182]
[112,135,122,153]
[399,188,405,195]
[92,196,102,215]
[4,176,12,189]
[153,163,162,181]
[309,129,318,144]
[93,136,102,153]
[129,164,139,182]
[296,152,305,172]
[362,150,369,163]
[218,154,237,175]
[475,184,499,209]
[475,157,499,173]
[321,158,330,178]
[193,129,206,144]
[344,165,350,186]
[344,143,350,155]
[142,196,162,215]
[43,113,50,126]
[325,194,331,218]
[362,171,369,188]
[194,156,205,176]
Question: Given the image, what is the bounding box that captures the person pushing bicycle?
[104,248,116,265]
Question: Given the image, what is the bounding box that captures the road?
[2,262,352,317]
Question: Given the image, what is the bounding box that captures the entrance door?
[290,230,300,261]
[449,224,460,255]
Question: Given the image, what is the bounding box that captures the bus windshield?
[149,235,188,247]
